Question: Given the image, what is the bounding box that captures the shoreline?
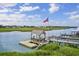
[0,27,72,32]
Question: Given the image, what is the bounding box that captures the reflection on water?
[0,28,76,52]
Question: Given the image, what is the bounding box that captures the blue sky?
[0,3,79,26]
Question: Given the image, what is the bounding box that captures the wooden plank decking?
[19,40,38,48]
[19,40,48,48]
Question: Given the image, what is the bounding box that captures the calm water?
[0,28,76,52]
[0,31,32,52]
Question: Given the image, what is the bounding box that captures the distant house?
[31,30,46,43]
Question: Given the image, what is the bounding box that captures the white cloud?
[64,11,79,20]
[0,12,78,26]
[20,6,40,12]
[0,3,17,13]
[27,14,41,19]
[0,8,14,13]
[0,13,42,26]
[64,11,78,15]
[0,3,40,14]
[63,11,79,26]
[48,3,59,13]
[0,8,12,13]
[0,3,40,13]
[0,13,26,25]
[69,14,79,20]
[48,19,79,26]
[0,8,8,12]
[22,3,30,6]
[0,3,41,26]
[0,3,17,7]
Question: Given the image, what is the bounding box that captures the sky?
[0,3,79,26]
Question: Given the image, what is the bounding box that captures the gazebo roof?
[32,30,45,35]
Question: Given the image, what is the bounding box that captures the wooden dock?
[19,36,79,48]
[19,40,38,48]
[19,40,48,48]
[19,33,79,48]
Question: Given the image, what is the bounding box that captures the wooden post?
[31,32,32,40]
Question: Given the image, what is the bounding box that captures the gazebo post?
[31,32,32,40]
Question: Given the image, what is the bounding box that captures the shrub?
[51,51,64,56]
[0,52,23,56]
[40,43,59,51]
[22,50,51,56]
[59,46,79,56]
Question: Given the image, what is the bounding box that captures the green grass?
[0,50,51,56]
[0,43,79,56]
[59,46,79,56]
[38,43,60,51]
[0,26,71,32]
[0,27,35,32]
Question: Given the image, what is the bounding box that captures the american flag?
[43,18,48,23]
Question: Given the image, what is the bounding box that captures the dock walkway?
[48,36,79,45]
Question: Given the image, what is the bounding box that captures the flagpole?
[48,17,50,30]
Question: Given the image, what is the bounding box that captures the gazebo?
[31,30,46,44]
[19,30,48,48]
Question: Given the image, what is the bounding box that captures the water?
[0,31,32,52]
[0,28,76,52]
